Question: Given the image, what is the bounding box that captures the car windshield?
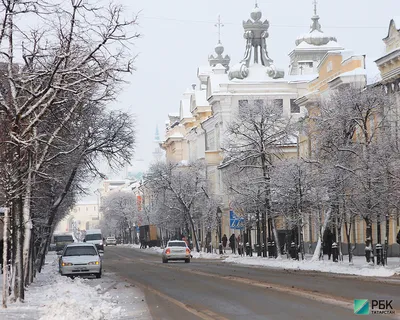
[64,246,97,256]
[55,236,73,242]
[168,242,186,247]
[85,234,102,241]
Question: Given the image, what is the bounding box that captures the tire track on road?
[132,256,400,319]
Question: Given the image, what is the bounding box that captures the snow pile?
[224,255,400,277]
[37,261,121,320]
[191,251,225,259]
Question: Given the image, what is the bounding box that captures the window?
[273,99,283,114]
[167,241,187,247]
[206,130,215,150]
[238,100,248,114]
[326,61,333,72]
[64,246,97,256]
[85,234,102,241]
[290,99,300,114]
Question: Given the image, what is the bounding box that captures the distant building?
[55,203,100,233]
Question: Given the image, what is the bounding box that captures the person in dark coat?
[396,229,400,245]
[222,234,228,253]
[229,234,236,254]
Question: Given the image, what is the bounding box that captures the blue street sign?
[229,210,245,230]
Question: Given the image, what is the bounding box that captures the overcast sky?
[109,0,399,176]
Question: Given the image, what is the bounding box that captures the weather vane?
[215,15,224,44]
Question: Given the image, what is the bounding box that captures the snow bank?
[39,276,121,320]
[191,251,224,259]
[224,255,400,277]
[36,256,121,320]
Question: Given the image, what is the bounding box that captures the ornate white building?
[162,3,342,242]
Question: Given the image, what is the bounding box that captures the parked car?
[105,236,117,246]
[59,243,102,278]
[162,240,191,263]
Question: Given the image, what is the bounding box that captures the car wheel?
[162,258,168,263]
[96,271,102,279]
[185,259,190,263]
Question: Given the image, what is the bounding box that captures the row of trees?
[142,85,399,264]
[0,0,137,305]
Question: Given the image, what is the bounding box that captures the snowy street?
[0,252,151,320]
[103,246,400,320]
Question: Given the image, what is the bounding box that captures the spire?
[208,15,230,70]
[154,125,160,142]
[310,0,322,32]
[215,15,223,44]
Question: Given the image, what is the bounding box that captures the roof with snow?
[195,89,209,107]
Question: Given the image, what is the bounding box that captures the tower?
[152,125,163,162]
[288,0,343,75]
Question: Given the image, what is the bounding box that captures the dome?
[295,9,338,47]
[215,42,224,55]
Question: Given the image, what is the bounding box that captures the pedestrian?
[222,234,228,253]
[229,233,236,254]
[396,228,400,245]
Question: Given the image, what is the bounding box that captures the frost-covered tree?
[0,0,138,303]
[145,161,215,252]
[310,85,393,264]
[222,99,294,257]
[100,191,138,243]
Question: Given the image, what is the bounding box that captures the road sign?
[229,210,244,230]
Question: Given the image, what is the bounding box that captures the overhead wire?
[139,15,387,29]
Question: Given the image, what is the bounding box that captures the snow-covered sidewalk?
[0,252,152,320]
[224,254,400,277]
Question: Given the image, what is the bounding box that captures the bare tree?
[310,85,392,264]
[0,0,138,303]
[101,191,138,243]
[222,99,294,258]
[145,161,213,253]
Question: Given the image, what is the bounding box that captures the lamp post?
[217,207,222,254]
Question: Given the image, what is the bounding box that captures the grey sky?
[98,0,399,181]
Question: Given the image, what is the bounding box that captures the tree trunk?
[271,218,281,259]
[256,211,261,256]
[2,207,10,308]
[186,210,200,252]
[344,218,353,264]
[365,218,374,264]
[311,209,331,262]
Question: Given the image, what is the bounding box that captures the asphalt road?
[103,246,400,320]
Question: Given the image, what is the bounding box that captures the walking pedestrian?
[222,234,228,253]
[229,233,236,254]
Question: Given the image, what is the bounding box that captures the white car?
[105,236,117,246]
[162,240,191,263]
[59,243,102,278]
